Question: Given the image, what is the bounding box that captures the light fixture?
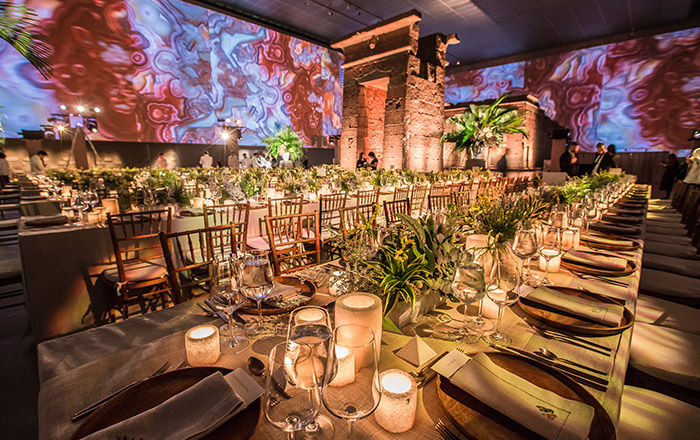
[220,130,230,141]
[76,105,85,113]
[94,107,101,113]
[56,124,65,132]
[369,35,378,49]
[90,128,98,133]
[59,104,67,111]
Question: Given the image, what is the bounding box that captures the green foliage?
[442,94,527,158]
[0,2,51,78]
[465,194,550,245]
[262,127,304,161]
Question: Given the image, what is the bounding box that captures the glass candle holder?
[374,369,417,433]
[185,325,220,366]
[329,345,355,387]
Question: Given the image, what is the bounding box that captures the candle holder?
[185,325,220,366]
[374,369,417,433]
[335,293,382,366]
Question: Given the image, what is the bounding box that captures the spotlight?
[220,130,230,142]
[91,128,98,133]
[59,104,67,111]
[94,107,101,113]
[56,124,65,132]
[76,105,85,113]
[225,118,232,124]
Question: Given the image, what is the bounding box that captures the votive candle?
[329,345,355,387]
[191,197,204,209]
[539,251,561,273]
[185,325,220,366]
[335,293,382,367]
[101,198,119,216]
[294,308,325,325]
[374,369,417,433]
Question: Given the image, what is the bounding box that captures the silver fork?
[434,418,459,440]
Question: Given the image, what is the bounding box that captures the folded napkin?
[601,213,641,225]
[179,208,203,216]
[433,351,595,440]
[524,286,625,326]
[580,233,634,248]
[24,215,69,227]
[608,207,643,216]
[563,249,627,271]
[83,369,262,440]
[590,222,641,236]
[267,280,300,300]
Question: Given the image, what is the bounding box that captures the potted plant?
[442,94,527,167]
[262,127,304,162]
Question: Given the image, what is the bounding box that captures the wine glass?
[549,208,568,229]
[538,226,562,286]
[85,190,100,212]
[209,256,249,353]
[240,252,275,338]
[70,192,87,223]
[287,306,335,439]
[323,324,381,438]
[451,262,486,343]
[584,198,599,231]
[512,228,539,286]
[264,341,323,440]
[485,270,520,346]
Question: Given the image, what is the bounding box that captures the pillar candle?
[329,345,355,387]
[185,325,220,366]
[539,251,561,273]
[86,212,101,224]
[335,293,382,367]
[374,369,417,433]
[191,197,204,209]
[294,307,325,325]
[101,198,120,216]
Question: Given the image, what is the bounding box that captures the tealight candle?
[294,308,325,325]
[101,198,119,216]
[191,197,204,209]
[562,227,580,250]
[335,293,382,367]
[539,250,561,273]
[39,190,49,198]
[86,211,101,224]
[329,345,355,387]
[185,325,220,366]
[374,369,417,433]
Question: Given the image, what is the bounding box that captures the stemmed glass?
[70,192,87,223]
[287,306,335,439]
[451,262,486,343]
[584,198,599,231]
[323,324,381,438]
[264,341,323,440]
[485,269,520,346]
[85,190,100,212]
[512,228,539,286]
[549,208,568,229]
[538,226,562,286]
[240,252,275,338]
[209,256,249,353]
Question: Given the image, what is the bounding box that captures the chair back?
[429,184,447,196]
[393,186,410,201]
[106,209,172,283]
[356,189,379,206]
[340,204,377,236]
[428,194,453,214]
[203,203,250,251]
[410,185,428,216]
[319,192,347,231]
[268,195,304,217]
[383,199,410,225]
[159,225,236,303]
[451,190,470,210]
[266,211,321,275]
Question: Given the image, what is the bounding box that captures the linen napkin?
[601,213,641,225]
[524,286,625,326]
[24,215,69,227]
[580,233,634,248]
[83,369,263,440]
[563,249,627,271]
[590,222,641,236]
[432,351,595,440]
[608,207,643,216]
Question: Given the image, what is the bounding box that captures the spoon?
[536,348,607,376]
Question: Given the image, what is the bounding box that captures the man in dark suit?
[558,142,579,177]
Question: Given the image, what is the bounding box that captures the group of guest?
[356,151,379,170]
[558,141,617,177]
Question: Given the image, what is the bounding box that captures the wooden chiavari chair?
[203,203,250,253]
[451,190,471,212]
[101,208,172,320]
[429,184,448,196]
[383,199,410,225]
[356,188,379,207]
[319,193,347,236]
[393,186,410,201]
[428,194,453,214]
[340,204,377,237]
[410,185,428,216]
[158,224,236,303]
[253,195,304,250]
[266,211,321,276]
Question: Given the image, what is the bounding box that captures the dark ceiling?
[192,0,699,67]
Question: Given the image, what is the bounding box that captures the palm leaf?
[0,3,51,78]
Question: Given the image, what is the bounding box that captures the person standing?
[0,152,10,185]
[558,142,579,177]
[356,152,367,169]
[683,147,700,185]
[660,154,680,198]
[155,153,168,169]
[591,142,606,174]
[367,151,378,170]
[599,144,617,172]
[199,151,213,168]
[29,150,48,174]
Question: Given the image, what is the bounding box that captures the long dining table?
[36,193,646,439]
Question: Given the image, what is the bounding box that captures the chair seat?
[643,233,692,246]
[101,261,167,284]
[247,236,270,251]
[642,253,700,278]
[642,241,698,259]
[630,323,700,391]
[644,223,687,236]
[646,212,682,221]
[640,268,700,300]
[635,294,700,335]
[0,218,18,230]
[617,386,700,440]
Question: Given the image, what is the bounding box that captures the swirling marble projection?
[446,28,700,152]
[0,0,342,145]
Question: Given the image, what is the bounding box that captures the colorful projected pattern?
[0,0,342,145]
[446,28,700,152]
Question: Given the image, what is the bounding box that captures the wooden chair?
[340,204,377,237]
[253,195,304,250]
[101,209,172,320]
[383,199,410,225]
[319,193,347,236]
[430,184,448,196]
[428,194,453,214]
[393,186,410,201]
[410,185,428,216]
[203,203,250,253]
[158,224,237,303]
[356,188,379,206]
[266,211,321,276]
[451,190,471,211]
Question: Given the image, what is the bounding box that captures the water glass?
[241,252,275,338]
[538,226,562,286]
[451,263,486,343]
